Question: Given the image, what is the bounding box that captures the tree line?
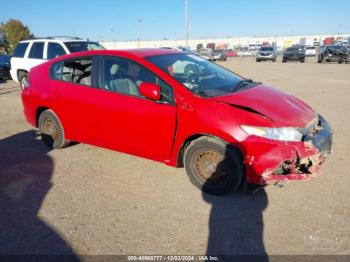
[0,19,33,54]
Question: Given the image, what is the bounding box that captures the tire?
[184,136,243,195]
[18,71,28,90]
[282,59,287,63]
[38,110,70,149]
[256,59,261,62]
[300,58,305,63]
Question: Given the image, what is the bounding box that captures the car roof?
[120,48,182,57]
[50,48,182,61]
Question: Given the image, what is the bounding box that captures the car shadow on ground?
[202,145,269,262]
[0,130,78,258]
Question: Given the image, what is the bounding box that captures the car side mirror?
[139,82,161,101]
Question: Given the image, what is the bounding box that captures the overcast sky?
[1,0,349,41]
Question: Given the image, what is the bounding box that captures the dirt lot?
[0,57,349,257]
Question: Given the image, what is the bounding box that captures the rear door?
[49,56,99,143]
[91,55,177,162]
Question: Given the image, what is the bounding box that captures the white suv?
[10,37,105,89]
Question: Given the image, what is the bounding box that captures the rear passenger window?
[29,42,45,59]
[13,42,29,58]
[47,43,66,59]
[50,58,92,86]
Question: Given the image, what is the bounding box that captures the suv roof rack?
[28,36,83,40]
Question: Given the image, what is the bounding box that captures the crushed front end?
[242,115,332,185]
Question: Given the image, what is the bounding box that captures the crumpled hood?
[212,84,316,127]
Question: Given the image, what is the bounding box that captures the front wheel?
[184,137,243,195]
[38,110,70,149]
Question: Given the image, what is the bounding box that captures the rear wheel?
[282,59,287,63]
[38,110,70,149]
[300,58,305,63]
[184,137,243,195]
[256,59,261,62]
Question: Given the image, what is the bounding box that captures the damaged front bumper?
[242,115,332,185]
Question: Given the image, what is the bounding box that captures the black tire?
[256,59,261,62]
[18,71,28,90]
[38,110,70,149]
[184,136,243,195]
[282,59,287,63]
[300,58,305,63]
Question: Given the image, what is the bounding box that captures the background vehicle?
[317,45,349,64]
[10,37,105,89]
[199,49,212,60]
[22,49,332,195]
[223,49,237,57]
[211,49,227,61]
[0,54,11,80]
[206,43,216,50]
[256,46,277,62]
[282,46,306,63]
[323,37,334,46]
[305,46,317,56]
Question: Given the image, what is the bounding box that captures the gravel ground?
[0,56,349,257]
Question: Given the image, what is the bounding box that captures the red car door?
[90,56,177,162]
[49,57,99,143]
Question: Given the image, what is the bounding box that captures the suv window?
[29,42,45,59]
[100,56,173,103]
[64,41,105,53]
[51,58,93,86]
[47,42,66,59]
[13,42,29,58]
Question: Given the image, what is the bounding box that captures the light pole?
[110,27,117,49]
[184,0,189,47]
[138,19,143,48]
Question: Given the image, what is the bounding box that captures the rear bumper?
[283,56,304,60]
[242,115,332,185]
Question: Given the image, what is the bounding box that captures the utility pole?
[184,0,189,47]
[138,19,143,48]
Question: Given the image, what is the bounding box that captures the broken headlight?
[240,125,303,142]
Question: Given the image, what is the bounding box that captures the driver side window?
[100,56,173,103]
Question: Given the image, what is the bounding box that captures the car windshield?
[64,41,105,53]
[260,47,274,51]
[286,47,299,52]
[0,55,10,65]
[146,53,259,97]
[327,46,347,52]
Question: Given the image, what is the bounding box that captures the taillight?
[23,76,30,89]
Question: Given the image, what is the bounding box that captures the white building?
[100,34,350,50]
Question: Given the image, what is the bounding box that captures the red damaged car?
[21,49,332,195]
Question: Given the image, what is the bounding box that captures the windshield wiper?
[234,79,254,90]
[193,89,209,97]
